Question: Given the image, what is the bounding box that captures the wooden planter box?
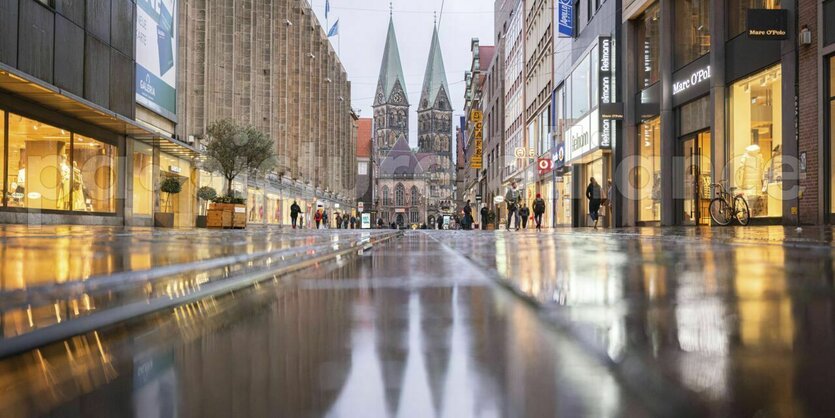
[207,203,247,229]
[154,212,175,228]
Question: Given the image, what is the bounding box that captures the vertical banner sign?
[136,0,178,121]
[470,110,484,169]
[598,37,614,149]
[557,0,573,37]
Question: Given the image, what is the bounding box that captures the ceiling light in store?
[32,124,38,130]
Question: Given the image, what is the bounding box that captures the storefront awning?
[0,65,202,160]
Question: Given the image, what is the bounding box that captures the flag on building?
[328,19,339,37]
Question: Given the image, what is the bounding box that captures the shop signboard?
[361,213,371,229]
[747,9,789,40]
[565,109,599,163]
[598,37,616,150]
[538,157,554,176]
[136,0,178,121]
[358,201,364,212]
[556,0,573,37]
[470,110,484,169]
[553,143,566,172]
[672,55,711,106]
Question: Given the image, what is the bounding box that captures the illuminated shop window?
[637,117,661,222]
[72,134,116,212]
[7,114,72,210]
[729,65,783,218]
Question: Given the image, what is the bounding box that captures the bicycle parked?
[708,183,751,226]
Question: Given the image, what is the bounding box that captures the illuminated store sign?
[673,65,711,95]
[565,109,599,163]
[747,9,789,40]
[598,37,616,149]
[671,54,711,106]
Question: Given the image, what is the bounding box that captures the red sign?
[537,158,554,175]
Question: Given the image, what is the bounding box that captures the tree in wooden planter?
[203,119,276,198]
[155,177,182,228]
[196,186,217,228]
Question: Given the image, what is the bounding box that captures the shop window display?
[72,134,116,212]
[7,114,72,210]
[637,3,661,89]
[133,143,154,215]
[0,112,4,205]
[729,65,783,218]
[637,118,662,222]
[674,0,710,69]
[729,0,782,38]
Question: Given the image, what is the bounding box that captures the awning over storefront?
[0,65,201,160]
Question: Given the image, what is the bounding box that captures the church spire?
[374,16,408,107]
[418,24,450,111]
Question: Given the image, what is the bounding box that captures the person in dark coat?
[377,218,384,229]
[533,193,546,231]
[586,177,602,229]
[480,205,489,230]
[290,201,301,229]
[335,213,342,229]
[463,200,473,230]
[518,203,530,230]
[437,216,444,230]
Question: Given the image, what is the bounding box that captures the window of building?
[637,3,661,88]
[410,186,419,205]
[729,0,782,39]
[636,117,662,222]
[358,161,368,175]
[410,210,419,223]
[395,183,405,206]
[570,53,591,120]
[73,134,116,212]
[7,114,72,210]
[133,142,154,215]
[828,56,835,213]
[674,0,710,69]
[729,64,783,218]
[826,0,835,46]
[382,186,389,206]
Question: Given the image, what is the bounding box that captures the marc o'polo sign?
[747,9,789,40]
[672,54,711,106]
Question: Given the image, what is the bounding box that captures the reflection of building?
[177,0,357,225]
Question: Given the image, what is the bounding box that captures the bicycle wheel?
[709,198,732,226]
[734,196,750,226]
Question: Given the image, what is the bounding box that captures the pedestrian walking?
[463,200,473,230]
[290,201,301,229]
[505,181,521,230]
[519,203,530,230]
[437,216,444,230]
[314,210,322,229]
[377,218,384,229]
[343,216,349,229]
[533,193,546,231]
[335,213,342,229]
[480,205,489,230]
[586,177,602,229]
[349,216,356,229]
[322,211,329,229]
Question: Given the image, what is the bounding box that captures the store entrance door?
[680,131,711,226]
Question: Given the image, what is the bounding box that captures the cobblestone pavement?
[0,231,651,418]
[431,226,835,417]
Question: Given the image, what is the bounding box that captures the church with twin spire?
[372,13,454,227]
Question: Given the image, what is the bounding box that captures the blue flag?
[328,19,339,37]
[325,0,330,19]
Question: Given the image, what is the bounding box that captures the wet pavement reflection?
[432,227,835,417]
[0,233,649,418]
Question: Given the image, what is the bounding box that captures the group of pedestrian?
[288,200,361,230]
[501,181,547,231]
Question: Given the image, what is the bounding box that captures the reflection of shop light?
[27,192,42,199]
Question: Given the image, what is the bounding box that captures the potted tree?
[154,177,182,228]
[486,209,497,231]
[196,186,217,228]
[203,119,276,229]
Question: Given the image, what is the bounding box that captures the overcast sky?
[312,0,495,146]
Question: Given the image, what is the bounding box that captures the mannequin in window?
[71,161,87,210]
[12,156,26,205]
[739,144,763,194]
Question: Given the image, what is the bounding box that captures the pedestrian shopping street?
[0,226,834,417]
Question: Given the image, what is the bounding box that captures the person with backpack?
[290,201,301,229]
[314,209,323,229]
[518,203,530,230]
[322,210,329,229]
[533,193,546,231]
